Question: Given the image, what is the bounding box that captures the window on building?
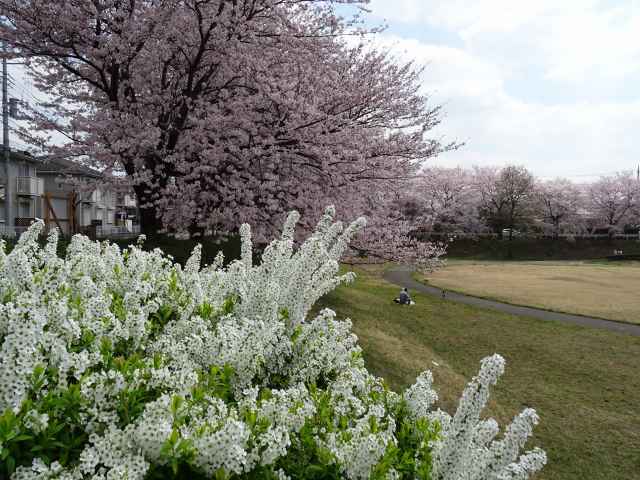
[35,198,43,218]
[19,199,33,218]
[83,208,91,226]
[19,163,31,177]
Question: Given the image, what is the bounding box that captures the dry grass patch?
[423,260,640,323]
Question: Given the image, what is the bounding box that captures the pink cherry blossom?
[1,0,453,268]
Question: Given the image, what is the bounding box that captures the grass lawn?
[419,260,640,324]
[316,266,640,480]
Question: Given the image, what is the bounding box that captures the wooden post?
[70,192,77,234]
[43,193,63,232]
[44,192,50,233]
[67,192,74,235]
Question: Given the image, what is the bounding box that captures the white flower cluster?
[0,207,546,479]
[427,355,547,479]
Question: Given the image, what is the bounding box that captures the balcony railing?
[83,190,116,208]
[82,190,99,204]
[16,177,44,196]
[15,217,38,227]
[96,224,141,238]
[117,194,137,208]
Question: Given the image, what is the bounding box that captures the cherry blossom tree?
[474,165,535,239]
[588,172,640,235]
[0,0,451,267]
[342,194,448,272]
[412,166,486,235]
[535,178,583,237]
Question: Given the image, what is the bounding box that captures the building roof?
[2,148,101,178]
[36,156,102,179]
[1,147,41,165]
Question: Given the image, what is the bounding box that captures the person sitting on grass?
[394,287,414,305]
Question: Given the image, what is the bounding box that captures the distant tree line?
[402,166,640,239]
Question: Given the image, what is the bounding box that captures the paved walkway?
[383,267,640,336]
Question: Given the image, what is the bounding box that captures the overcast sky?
[365,0,640,180]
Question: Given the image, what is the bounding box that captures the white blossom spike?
[1,213,544,480]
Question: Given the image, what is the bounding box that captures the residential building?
[115,191,139,234]
[0,148,138,237]
[36,156,117,236]
[0,148,44,235]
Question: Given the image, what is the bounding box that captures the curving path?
[383,266,640,336]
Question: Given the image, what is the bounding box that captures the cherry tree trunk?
[132,184,163,237]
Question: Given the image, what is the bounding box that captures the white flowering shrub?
[0,207,546,479]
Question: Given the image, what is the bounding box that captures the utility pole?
[2,42,11,229]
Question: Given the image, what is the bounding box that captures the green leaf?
[215,467,229,480]
[6,455,15,474]
[291,325,302,343]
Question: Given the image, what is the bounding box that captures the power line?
[18,85,46,105]
[4,66,49,115]
[6,77,57,126]
[12,141,32,151]
[9,82,47,107]
[2,41,13,225]
[20,73,48,105]
[1,59,49,154]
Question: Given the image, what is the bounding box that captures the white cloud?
[365,1,640,178]
[372,32,640,179]
[369,0,640,84]
[379,36,504,99]
[540,5,640,81]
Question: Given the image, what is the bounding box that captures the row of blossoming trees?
[407,166,640,238]
[0,0,458,269]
